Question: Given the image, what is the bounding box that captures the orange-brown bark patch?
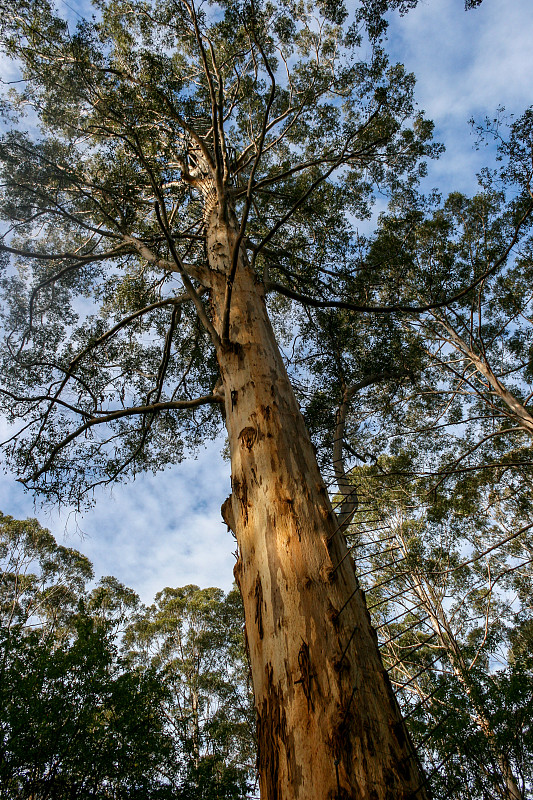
[239,425,257,450]
[254,574,264,640]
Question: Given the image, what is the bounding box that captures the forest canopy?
[0,0,532,797]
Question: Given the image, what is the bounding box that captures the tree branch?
[221,10,277,343]
[25,395,224,484]
[264,200,533,314]
[154,202,221,348]
[0,242,128,262]
[122,233,209,284]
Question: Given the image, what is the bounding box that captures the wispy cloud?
[73,446,235,602]
[0,441,234,604]
[387,0,533,193]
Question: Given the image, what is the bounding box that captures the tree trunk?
[207,211,427,799]
[434,317,533,437]
[404,564,523,800]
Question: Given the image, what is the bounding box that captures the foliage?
[0,0,439,503]
[124,584,257,797]
[0,515,255,798]
[339,462,533,798]
[0,615,175,799]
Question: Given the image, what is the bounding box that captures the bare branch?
[122,233,209,284]
[154,202,221,348]
[0,241,128,262]
[221,11,278,343]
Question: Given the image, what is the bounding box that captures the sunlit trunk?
[206,209,427,800]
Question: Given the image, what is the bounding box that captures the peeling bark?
[206,206,427,800]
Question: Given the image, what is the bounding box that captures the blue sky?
[1,0,532,604]
[385,0,533,194]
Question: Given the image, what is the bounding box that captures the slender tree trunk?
[191,685,200,770]
[434,317,533,437]
[404,567,523,800]
[206,211,427,799]
[434,622,522,800]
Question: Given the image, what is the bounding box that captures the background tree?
[317,442,532,800]
[0,513,178,799]
[0,510,93,630]
[322,162,533,794]
[0,513,257,798]
[124,584,256,798]
[299,119,533,791]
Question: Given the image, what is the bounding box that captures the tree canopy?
[0,0,443,502]
[0,513,255,799]
[0,0,532,797]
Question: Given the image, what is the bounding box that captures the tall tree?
[0,511,93,634]
[124,585,256,798]
[1,514,258,799]
[0,514,179,799]
[312,114,533,797]
[0,0,515,796]
[364,504,531,799]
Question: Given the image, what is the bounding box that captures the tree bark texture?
[207,211,427,800]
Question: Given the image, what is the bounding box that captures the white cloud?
[387,0,533,194]
[0,441,235,604]
[75,447,235,602]
[389,0,532,115]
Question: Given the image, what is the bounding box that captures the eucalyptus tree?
[334,465,533,799]
[1,612,176,800]
[375,514,530,800]
[300,151,533,793]
[363,109,533,465]
[0,515,178,799]
[1,515,257,798]
[0,0,451,794]
[0,0,502,800]
[309,109,533,609]
[124,585,256,797]
[0,510,93,634]
[327,163,533,790]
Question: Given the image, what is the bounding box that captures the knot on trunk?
[221,494,236,533]
[239,425,257,450]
